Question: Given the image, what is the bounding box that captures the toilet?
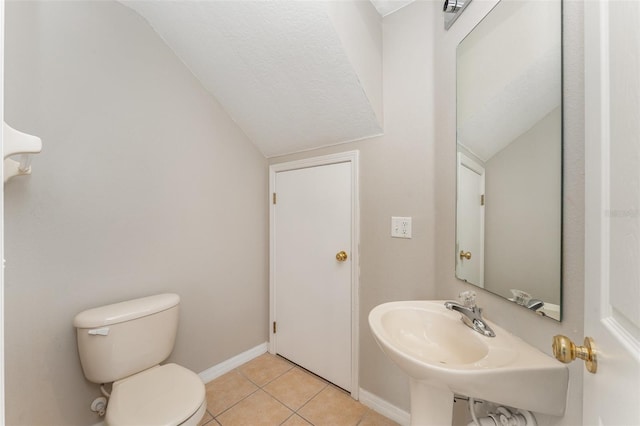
[73,293,206,426]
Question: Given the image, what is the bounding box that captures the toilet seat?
[106,363,206,426]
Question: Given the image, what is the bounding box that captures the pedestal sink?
[369,300,568,426]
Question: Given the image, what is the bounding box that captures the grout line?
[278,412,297,426]
[291,382,328,415]
[260,366,329,413]
[241,366,295,389]
[200,415,220,426]
[210,382,262,420]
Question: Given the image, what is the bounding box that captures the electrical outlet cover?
[391,216,412,238]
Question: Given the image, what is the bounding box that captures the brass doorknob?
[459,250,472,260]
[336,251,348,262]
[552,335,597,374]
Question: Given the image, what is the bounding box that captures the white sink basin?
[369,300,568,425]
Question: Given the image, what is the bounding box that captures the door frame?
[268,150,360,398]
[1,0,6,422]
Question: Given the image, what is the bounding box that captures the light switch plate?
[391,216,412,239]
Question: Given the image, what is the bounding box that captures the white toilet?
[73,293,207,426]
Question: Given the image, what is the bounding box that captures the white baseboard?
[359,388,410,426]
[198,342,269,384]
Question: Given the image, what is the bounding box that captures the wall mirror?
[455,0,562,320]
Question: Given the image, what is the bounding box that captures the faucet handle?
[458,290,477,308]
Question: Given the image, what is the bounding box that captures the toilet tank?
[73,293,180,384]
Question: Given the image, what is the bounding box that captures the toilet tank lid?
[73,294,180,328]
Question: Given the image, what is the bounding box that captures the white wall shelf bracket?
[3,122,42,183]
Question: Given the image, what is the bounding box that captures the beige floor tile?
[298,386,367,426]
[263,367,327,411]
[357,409,400,426]
[281,414,313,426]
[216,389,293,426]
[205,370,258,416]
[197,410,215,426]
[239,353,294,386]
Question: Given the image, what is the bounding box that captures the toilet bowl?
[107,364,206,426]
[74,294,206,426]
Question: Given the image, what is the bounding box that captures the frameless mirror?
[455,0,562,320]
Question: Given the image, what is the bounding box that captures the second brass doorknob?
[459,250,472,260]
[336,251,348,262]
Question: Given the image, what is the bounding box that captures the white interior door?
[456,153,485,286]
[271,158,354,392]
[584,1,640,423]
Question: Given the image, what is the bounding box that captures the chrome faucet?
[444,291,496,337]
[526,299,545,311]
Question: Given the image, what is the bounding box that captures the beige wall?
[435,1,585,425]
[4,1,268,425]
[485,107,562,304]
[270,1,437,412]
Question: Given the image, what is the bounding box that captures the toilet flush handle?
[88,327,110,336]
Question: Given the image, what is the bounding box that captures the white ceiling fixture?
[122,1,383,158]
[369,0,416,17]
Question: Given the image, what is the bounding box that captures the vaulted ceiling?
[122,1,407,157]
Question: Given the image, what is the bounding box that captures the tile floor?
[197,353,399,426]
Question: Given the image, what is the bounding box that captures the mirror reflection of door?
[456,152,485,287]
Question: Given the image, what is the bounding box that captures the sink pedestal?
[410,379,454,426]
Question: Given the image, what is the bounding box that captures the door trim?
[1,0,6,422]
[269,150,360,398]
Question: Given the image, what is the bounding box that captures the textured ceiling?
[123,1,383,157]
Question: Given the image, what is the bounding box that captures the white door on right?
[584,1,640,424]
